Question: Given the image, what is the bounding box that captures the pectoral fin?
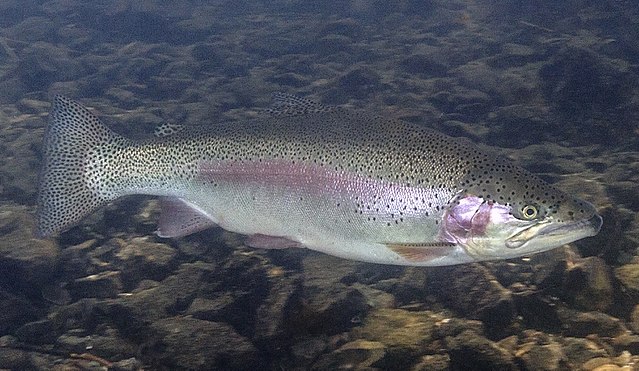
[386,242,457,263]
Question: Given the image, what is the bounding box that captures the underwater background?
[0,0,638,370]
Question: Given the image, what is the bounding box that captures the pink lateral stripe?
[197,160,384,195]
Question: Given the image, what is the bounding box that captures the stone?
[512,288,563,333]
[289,255,369,335]
[68,271,123,299]
[0,205,59,287]
[614,263,639,295]
[445,329,516,370]
[110,357,144,371]
[113,237,178,289]
[582,357,616,371]
[112,262,216,323]
[486,42,541,68]
[144,317,261,370]
[0,348,31,369]
[290,337,328,366]
[630,305,639,333]
[429,264,515,339]
[400,54,448,76]
[14,319,56,344]
[354,308,439,351]
[312,339,386,370]
[563,256,614,312]
[561,336,610,366]
[253,272,303,345]
[0,288,38,334]
[56,327,137,361]
[17,41,86,90]
[514,339,566,370]
[561,311,626,338]
[539,47,634,116]
[352,308,451,369]
[336,67,382,98]
[411,354,451,371]
[610,333,639,354]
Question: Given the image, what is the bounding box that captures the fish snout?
[587,213,603,235]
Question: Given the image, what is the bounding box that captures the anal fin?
[245,234,302,249]
[386,242,456,263]
[156,197,216,238]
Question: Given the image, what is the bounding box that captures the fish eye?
[521,205,538,219]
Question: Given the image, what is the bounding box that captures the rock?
[144,317,261,370]
[317,18,363,38]
[110,357,144,371]
[0,205,59,288]
[354,308,439,350]
[487,42,541,68]
[592,365,624,371]
[57,239,97,279]
[611,333,639,354]
[485,105,552,148]
[0,288,38,334]
[560,337,610,368]
[113,237,178,289]
[630,305,639,333]
[56,327,137,361]
[312,339,386,370]
[615,263,639,295]
[445,329,516,370]
[514,338,565,370]
[372,267,430,306]
[512,288,563,332]
[313,34,353,56]
[68,271,123,299]
[336,67,382,99]
[290,337,328,367]
[290,255,369,335]
[113,262,217,323]
[293,285,368,335]
[49,298,99,334]
[429,264,515,339]
[267,72,308,87]
[253,271,303,345]
[16,98,49,114]
[17,41,86,90]
[0,348,31,370]
[539,47,635,117]
[400,54,448,77]
[582,357,616,371]
[560,311,626,338]
[563,256,614,312]
[14,319,55,344]
[411,354,451,371]
[3,16,57,43]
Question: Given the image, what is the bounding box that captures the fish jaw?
[439,195,602,262]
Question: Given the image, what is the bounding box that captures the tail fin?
[37,96,122,237]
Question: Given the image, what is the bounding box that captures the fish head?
[441,160,602,262]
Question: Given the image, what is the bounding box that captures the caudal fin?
[37,96,122,237]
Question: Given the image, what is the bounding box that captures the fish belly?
[166,163,468,265]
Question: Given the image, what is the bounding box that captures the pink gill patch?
[439,196,501,245]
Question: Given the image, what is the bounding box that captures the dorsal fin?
[266,92,340,117]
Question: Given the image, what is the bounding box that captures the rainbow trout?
[37,94,602,266]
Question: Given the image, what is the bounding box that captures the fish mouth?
[506,214,603,249]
